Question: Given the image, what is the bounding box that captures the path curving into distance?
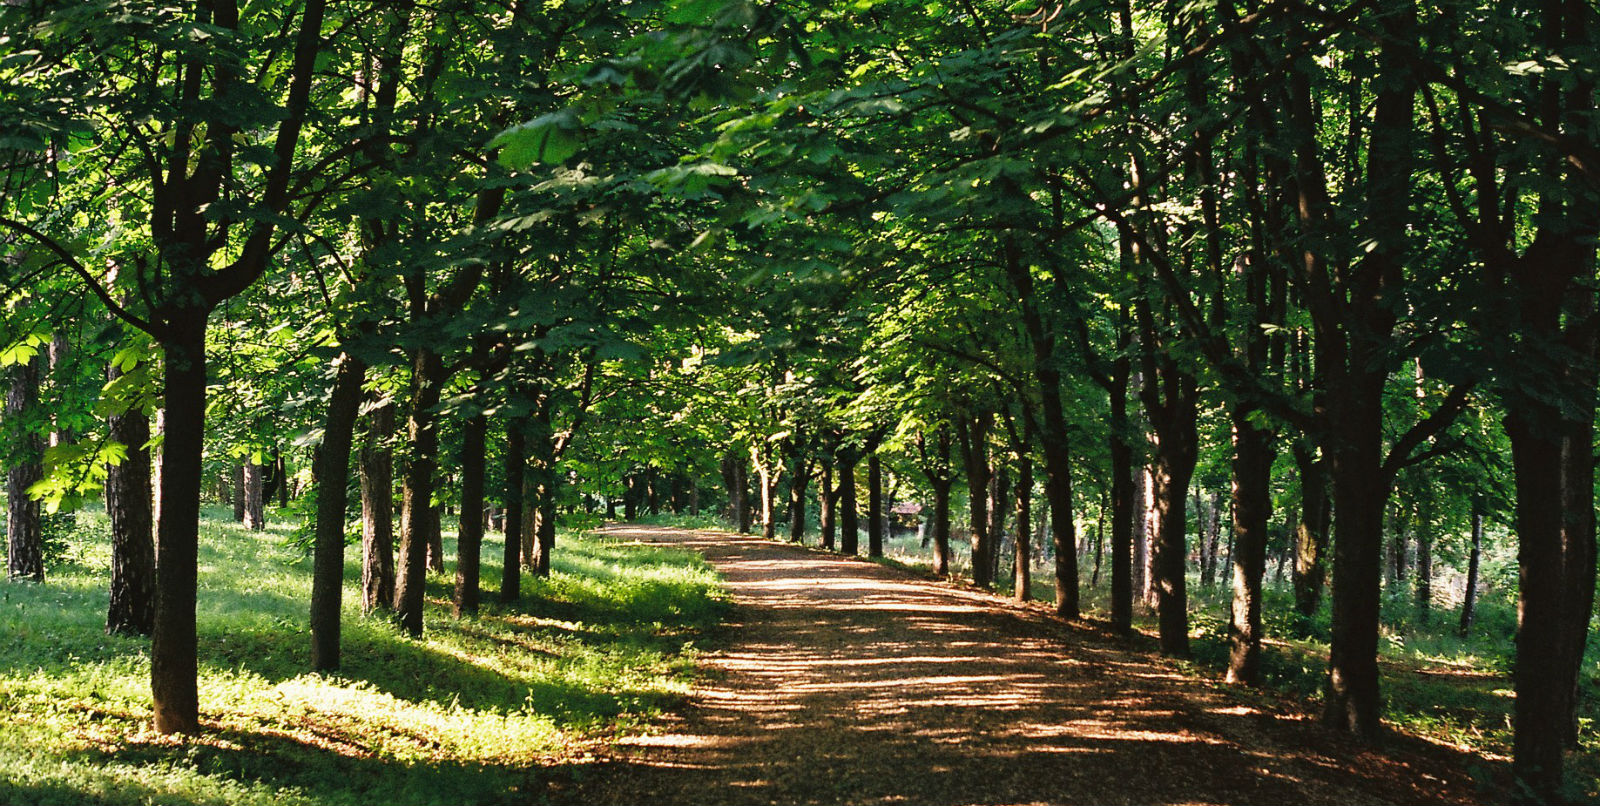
[566,525,1485,805]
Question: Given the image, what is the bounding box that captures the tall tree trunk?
[958,415,994,587]
[1149,410,1196,657]
[231,463,245,522]
[1291,441,1330,621]
[1459,507,1481,638]
[839,457,859,556]
[788,451,809,544]
[931,478,952,577]
[1227,411,1273,684]
[275,451,289,508]
[394,347,444,636]
[309,352,366,671]
[987,466,1009,577]
[1414,488,1433,619]
[1321,377,1390,737]
[1006,238,1080,616]
[106,362,155,635]
[360,401,396,615]
[151,312,208,735]
[867,454,884,557]
[5,360,44,582]
[536,491,556,577]
[426,502,444,573]
[529,486,546,573]
[242,461,265,531]
[819,460,836,551]
[500,424,524,603]
[737,461,754,534]
[1109,358,1135,631]
[1014,454,1033,603]
[453,413,486,617]
[1133,463,1152,605]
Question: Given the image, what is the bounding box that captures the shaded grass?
[0,505,727,805]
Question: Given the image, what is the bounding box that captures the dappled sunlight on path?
[568,526,1482,806]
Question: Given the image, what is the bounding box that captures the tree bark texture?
[1291,441,1330,621]
[395,347,445,636]
[501,424,525,603]
[958,414,994,588]
[151,313,207,734]
[6,359,44,582]
[359,401,395,614]
[1459,508,1481,638]
[310,352,366,671]
[454,413,486,617]
[106,362,156,636]
[819,461,836,551]
[839,457,859,556]
[867,453,884,557]
[1014,453,1032,603]
[242,461,265,531]
[1227,411,1272,685]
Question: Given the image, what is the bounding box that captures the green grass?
[0,505,728,806]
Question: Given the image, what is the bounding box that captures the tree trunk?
[151,313,208,734]
[275,452,289,508]
[501,424,524,602]
[360,410,401,596]
[789,451,810,544]
[839,457,859,555]
[867,454,884,557]
[1150,416,1196,657]
[426,501,444,573]
[958,414,993,587]
[737,460,754,534]
[394,347,444,636]
[453,413,486,617]
[819,460,836,551]
[1133,463,1152,605]
[1004,238,1080,615]
[5,360,44,582]
[1291,441,1330,621]
[106,362,155,636]
[242,461,265,531]
[310,352,366,671]
[1227,411,1273,684]
[1459,507,1481,638]
[1014,454,1032,603]
[931,478,952,577]
[1414,486,1433,618]
[231,463,245,522]
[360,401,396,614]
[1321,378,1389,738]
[536,491,556,577]
[1109,362,1135,631]
[987,466,1009,577]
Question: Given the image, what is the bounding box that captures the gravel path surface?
[567,525,1487,805]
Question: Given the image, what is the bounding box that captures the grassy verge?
[0,506,727,806]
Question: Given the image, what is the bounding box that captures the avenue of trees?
[1,0,1595,801]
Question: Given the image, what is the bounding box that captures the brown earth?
[562,525,1491,805]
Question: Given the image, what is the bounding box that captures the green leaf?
[491,112,583,170]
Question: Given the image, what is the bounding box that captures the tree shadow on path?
[565,525,1491,806]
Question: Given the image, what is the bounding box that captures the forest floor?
[563,524,1494,806]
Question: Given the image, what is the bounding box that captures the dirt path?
[566,525,1487,805]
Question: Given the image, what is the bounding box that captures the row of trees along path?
[1,0,1595,802]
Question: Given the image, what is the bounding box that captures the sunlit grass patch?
[0,507,726,805]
